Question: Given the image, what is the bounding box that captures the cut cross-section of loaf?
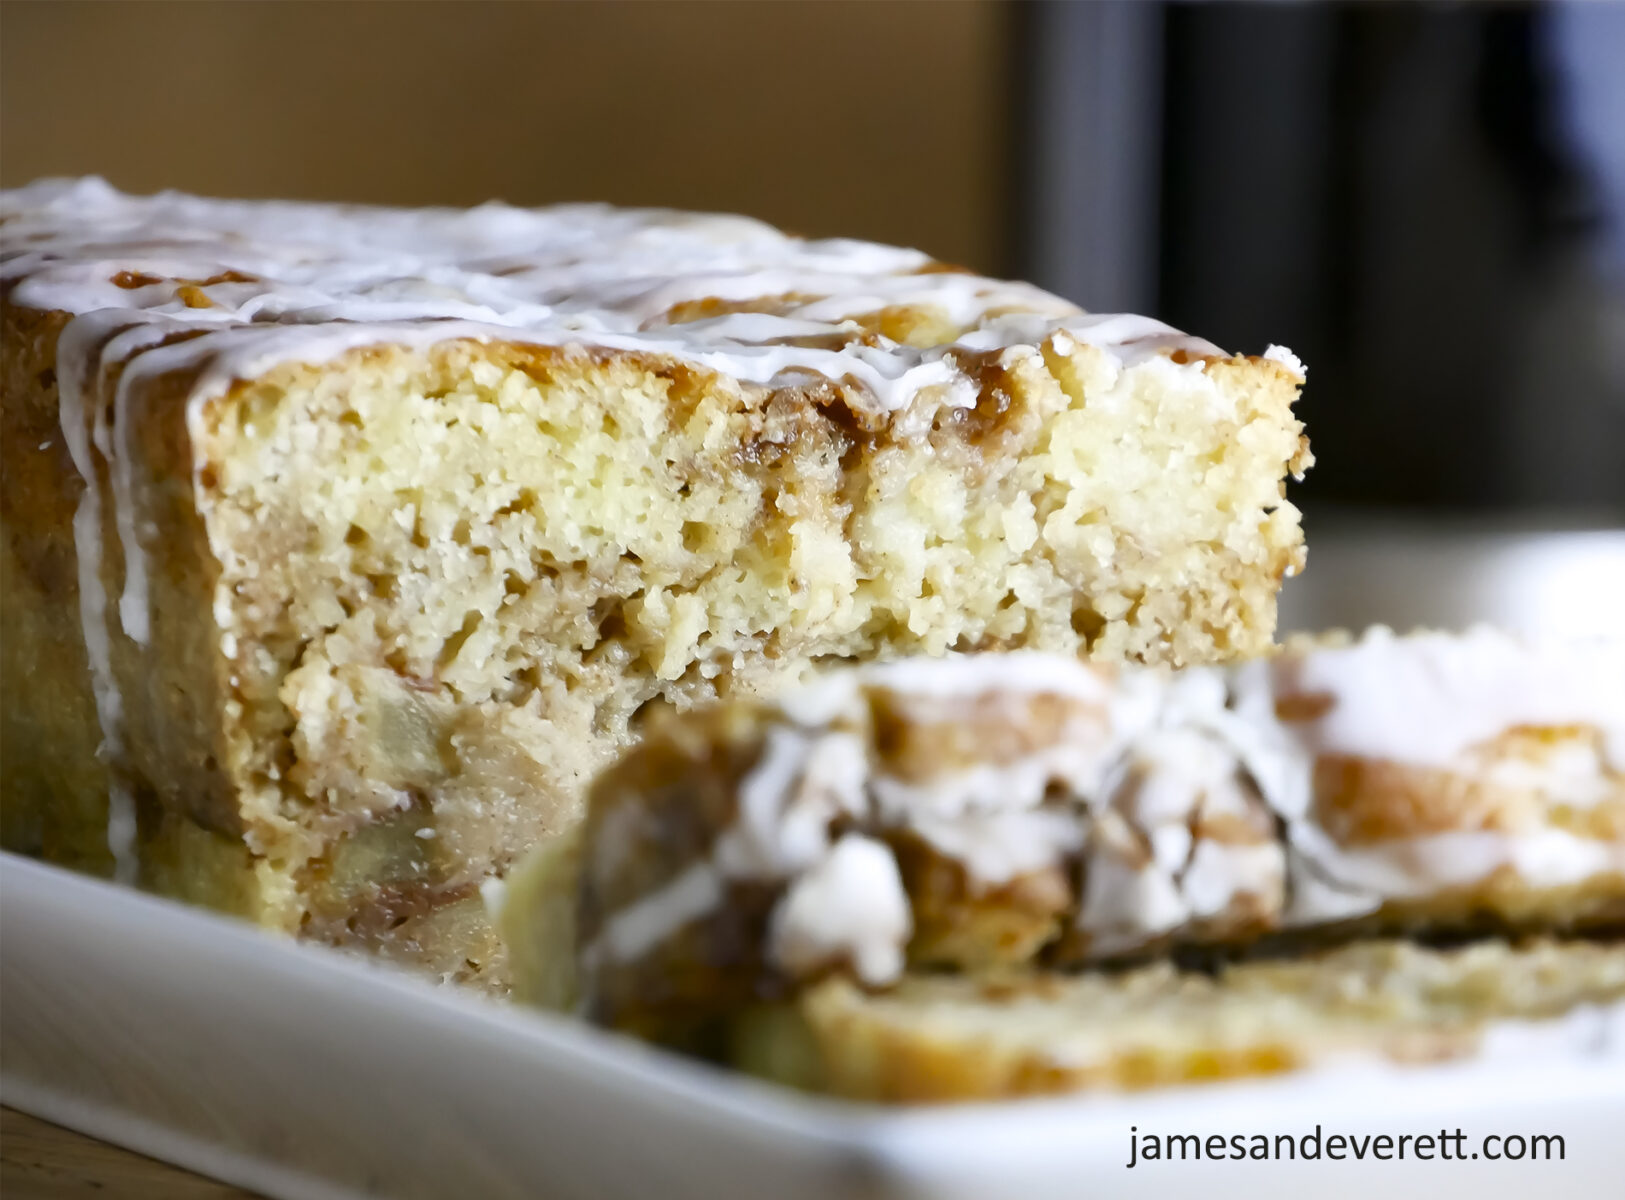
[0,179,1309,984]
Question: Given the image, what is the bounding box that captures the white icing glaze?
[782,652,1129,889]
[1263,344,1306,379]
[593,727,870,970]
[589,860,724,969]
[478,877,508,923]
[1274,625,1625,775]
[1120,725,1257,832]
[2,178,1227,421]
[713,728,868,877]
[768,833,912,986]
[1282,850,1389,925]
[1299,828,1625,899]
[55,315,142,883]
[1183,841,1284,919]
[905,809,1086,887]
[872,747,1101,830]
[1063,669,1293,945]
[1077,820,1191,954]
[1222,657,1314,820]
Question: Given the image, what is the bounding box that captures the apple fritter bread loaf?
[0,179,1309,984]
[504,628,1625,1031]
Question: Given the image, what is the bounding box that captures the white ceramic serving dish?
[1277,522,1625,640]
[4,853,1623,1200]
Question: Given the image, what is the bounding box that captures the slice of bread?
[509,631,1623,1028]
[746,938,1625,1101]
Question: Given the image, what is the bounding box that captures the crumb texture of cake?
[515,629,1624,1027]
[757,938,1625,1101]
[0,179,1307,983]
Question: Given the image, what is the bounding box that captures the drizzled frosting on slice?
[585,630,1625,990]
[1272,625,1625,777]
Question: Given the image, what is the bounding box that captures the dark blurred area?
[3,0,1621,517]
[1149,3,1624,514]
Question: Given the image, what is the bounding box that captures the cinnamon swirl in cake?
[0,179,1308,984]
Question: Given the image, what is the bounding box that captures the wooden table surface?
[1,1107,258,1199]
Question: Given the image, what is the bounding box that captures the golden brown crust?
[1,303,109,870]
[2,299,247,869]
[115,337,241,841]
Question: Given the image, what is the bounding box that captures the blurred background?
[5,0,1622,530]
